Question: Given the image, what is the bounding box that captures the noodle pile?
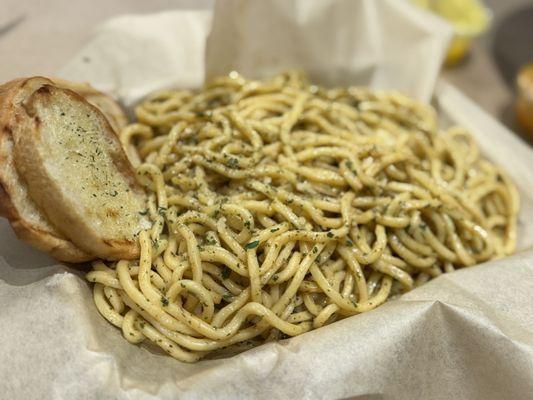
[86,71,519,362]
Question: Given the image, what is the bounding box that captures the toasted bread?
[50,78,128,135]
[0,77,131,262]
[1,77,149,260]
[0,78,92,262]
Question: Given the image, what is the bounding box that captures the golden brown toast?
[0,77,148,261]
[0,78,92,262]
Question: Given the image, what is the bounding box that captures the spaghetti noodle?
[86,71,519,362]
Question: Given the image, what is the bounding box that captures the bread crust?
[0,77,92,262]
[0,77,143,262]
[10,78,148,260]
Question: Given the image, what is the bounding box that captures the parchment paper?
[2,1,533,399]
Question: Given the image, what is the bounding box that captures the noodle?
[86,71,519,362]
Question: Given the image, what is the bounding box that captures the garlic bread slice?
[8,77,149,260]
[0,78,92,262]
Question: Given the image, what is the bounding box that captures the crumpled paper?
[2,1,533,399]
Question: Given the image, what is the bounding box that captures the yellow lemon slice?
[411,0,492,66]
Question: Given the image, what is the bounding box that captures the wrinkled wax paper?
[2,1,533,399]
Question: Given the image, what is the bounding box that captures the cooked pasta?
[86,71,519,362]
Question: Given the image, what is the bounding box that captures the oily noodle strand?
[87,71,519,362]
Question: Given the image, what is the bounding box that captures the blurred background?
[0,0,531,142]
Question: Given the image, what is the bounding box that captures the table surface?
[0,0,530,142]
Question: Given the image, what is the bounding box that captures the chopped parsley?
[226,157,239,169]
[205,236,217,246]
[245,240,260,250]
[222,294,233,302]
[221,267,231,279]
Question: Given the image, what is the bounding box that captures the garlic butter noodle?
[86,71,518,362]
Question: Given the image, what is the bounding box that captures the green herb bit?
[226,157,239,169]
[245,240,260,250]
[205,236,217,245]
[221,267,231,279]
[161,296,169,307]
[222,294,233,302]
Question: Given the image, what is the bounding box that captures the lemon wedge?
[411,0,492,66]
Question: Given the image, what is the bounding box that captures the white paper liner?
[2,1,533,399]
